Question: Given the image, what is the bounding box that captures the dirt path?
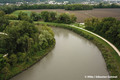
[70,25,120,56]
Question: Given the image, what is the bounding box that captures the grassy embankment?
[35,21,120,80]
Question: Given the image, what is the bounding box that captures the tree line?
[0,3,120,14]
[65,4,93,10]
[93,3,120,8]
[66,3,120,10]
[40,11,77,24]
[85,17,120,50]
[6,10,76,24]
[0,4,65,14]
[0,10,55,80]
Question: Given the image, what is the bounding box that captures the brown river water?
[11,27,109,80]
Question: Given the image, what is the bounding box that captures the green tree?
[100,17,117,35]
[5,21,38,53]
[0,10,5,17]
[49,12,57,22]
[5,14,18,20]
[38,33,48,49]
[30,12,41,21]
[9,54,17,66]
[85,18,100,31]
[41,11,50,22]
[18,12,27,20]
[0,35,8,54]
[57,13,71,24]
[0,11,9,31]
[18,12,33,23]
[85,17,120,50]
[70,14,77,23]
[17,52,26,62]
[1,66,11,80]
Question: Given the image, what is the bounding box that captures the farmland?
[28,8,120,22]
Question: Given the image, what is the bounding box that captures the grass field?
[12,10,32,17]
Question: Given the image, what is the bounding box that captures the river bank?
[35,22,120,79]
[3,42,55,80]
[11,26,109,80]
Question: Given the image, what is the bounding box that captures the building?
[103,0,120,3]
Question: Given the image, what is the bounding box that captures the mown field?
[28,8,120,22]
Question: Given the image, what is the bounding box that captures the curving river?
[11,27,109,80]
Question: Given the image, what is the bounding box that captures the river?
[11,27,109,80]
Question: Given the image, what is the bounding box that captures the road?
[70,25,120,56]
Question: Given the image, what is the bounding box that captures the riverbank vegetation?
[0,11,55,80]
[84,18,120,78]
[85,17,120,50]
[35,22,120,79]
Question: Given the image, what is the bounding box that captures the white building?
[63,1,69,4]
[103,0,120,3]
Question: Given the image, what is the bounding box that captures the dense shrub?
[18,12,32,22]
[85,17,120,50]
[0,13,9,31]
[5,14,18,20]
[30,12,41,21]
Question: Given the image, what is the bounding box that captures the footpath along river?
[11,27,109,80]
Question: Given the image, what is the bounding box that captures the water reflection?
[52,27,69,39]
[52,27,93,47]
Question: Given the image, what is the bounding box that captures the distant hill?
[0,0,101,3]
